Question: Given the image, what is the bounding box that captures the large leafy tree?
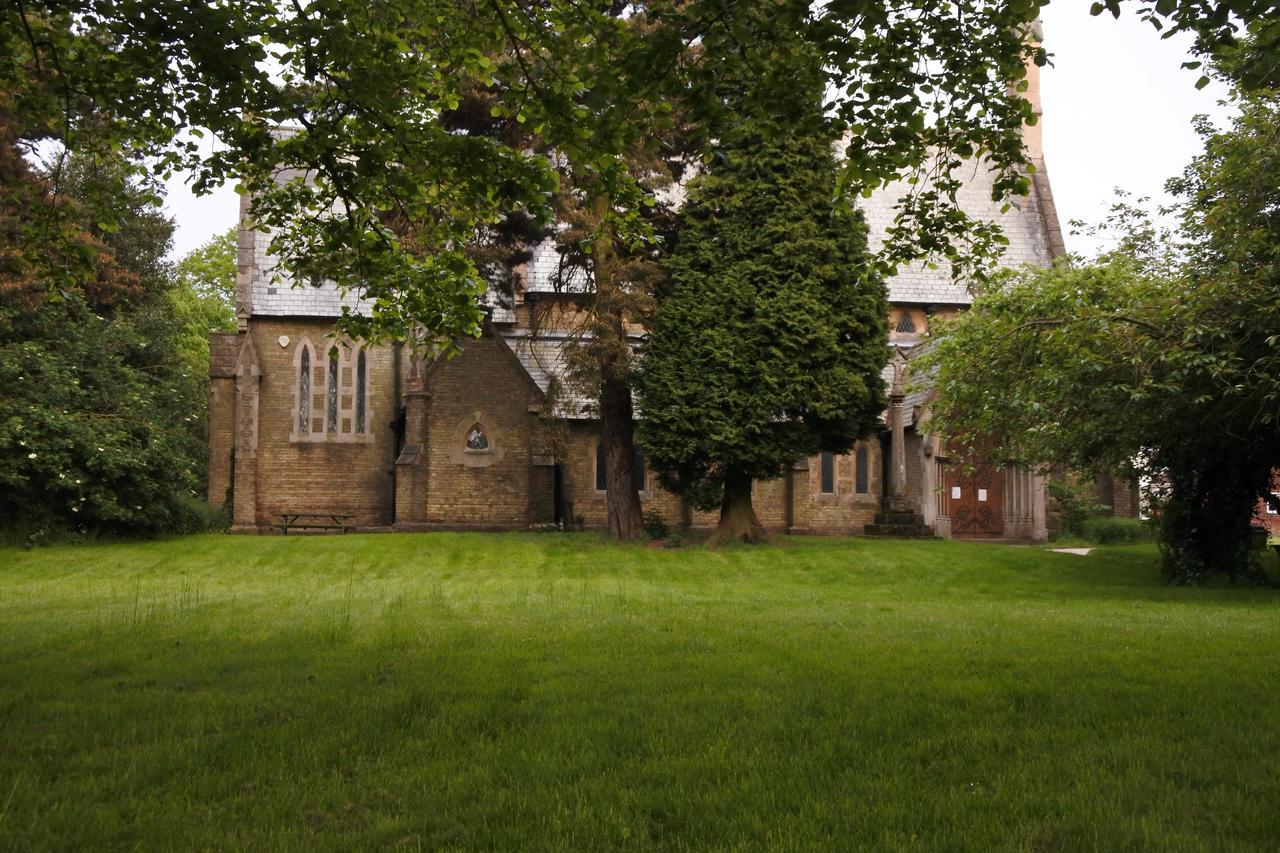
[0,151,209,538]
[636,42,888,544]
[171,227,237,377]
[920,85,1280,582]
[4,0,1275,539]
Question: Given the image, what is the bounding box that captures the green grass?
[1,534,1278,851]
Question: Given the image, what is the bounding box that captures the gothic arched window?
[632,446,646,492]
[355,349,368,433]
[594,442,648,492]
[326,346,339,433]
[595,441,608,491]
[594,443,648,492]
[298,345,311,433]
[855,445,869,494]
[820,451,836,494]
[895,311,917,334]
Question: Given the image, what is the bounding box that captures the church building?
[207,48,1066,541]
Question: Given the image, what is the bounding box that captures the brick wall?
[1109,477,1141,519]
[207,378,236,507]
[419,333,545,528]
[245,319,399,527]
[206,332,239,507]
[559,423,686,530]
[556,427,886,535]
[1091,473,1141,519]
[904,433,924,509]
[556,424,857,535]
[790,441,883,534]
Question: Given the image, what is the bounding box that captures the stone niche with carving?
[448,411,507,467]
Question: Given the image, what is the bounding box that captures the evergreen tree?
[636,51,888,544]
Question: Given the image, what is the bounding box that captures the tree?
[636,44,888,544]
[171,227,237,377]
[0,153,210,538]
[919,85,1280,582]
[5,1,1275,542]
[10,1,1265,341]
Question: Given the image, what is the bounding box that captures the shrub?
[1081,516,1153,545]
[642,509,670,540]
[1048,479,1109,537]
[169,498,231,535]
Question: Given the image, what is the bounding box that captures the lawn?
[1,534,1278,850]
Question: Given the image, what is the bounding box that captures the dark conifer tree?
[636,47,889,544]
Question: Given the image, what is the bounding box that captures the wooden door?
[946,456,1004,538]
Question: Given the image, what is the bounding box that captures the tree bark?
[600,367,644,540]
[592,194,644,541]
[710,465,767,546]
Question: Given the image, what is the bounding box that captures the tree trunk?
[600,368,643,540]
[710,466,767,546]
[592,194,644,541]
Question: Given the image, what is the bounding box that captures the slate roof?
[520,162,1054,304]
[503,331,598,419]
[858,160,1056,307]
[249,152,1054,314]
[522,232,591,294]
[507,333,910,426]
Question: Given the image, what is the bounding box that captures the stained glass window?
[298,346,311,432]
[855,445,869,494]
[326,347,339,432]
[355,350,367,433]
[466,425,489,450]
[820,452,836,494]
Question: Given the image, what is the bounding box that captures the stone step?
[863,523,936,538]
[875,511,925,526]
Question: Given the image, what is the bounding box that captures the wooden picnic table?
[275,513,354,534]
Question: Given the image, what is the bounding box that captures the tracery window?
[820,451,836,494]
[326,346,340,433]
[292,339,371,441]
[355,350,368,434]
[298,345,311,433]
[855,445,869,494]
[895,312,917,334]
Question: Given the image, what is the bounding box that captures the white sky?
[1038,4,1234,255]
[162,5,1237,260]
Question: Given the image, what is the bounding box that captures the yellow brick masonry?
[209,321,890,534]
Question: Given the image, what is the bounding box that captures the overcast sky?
[162,5,1237,261]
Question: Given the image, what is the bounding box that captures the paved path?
[1050,547,1093,556]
